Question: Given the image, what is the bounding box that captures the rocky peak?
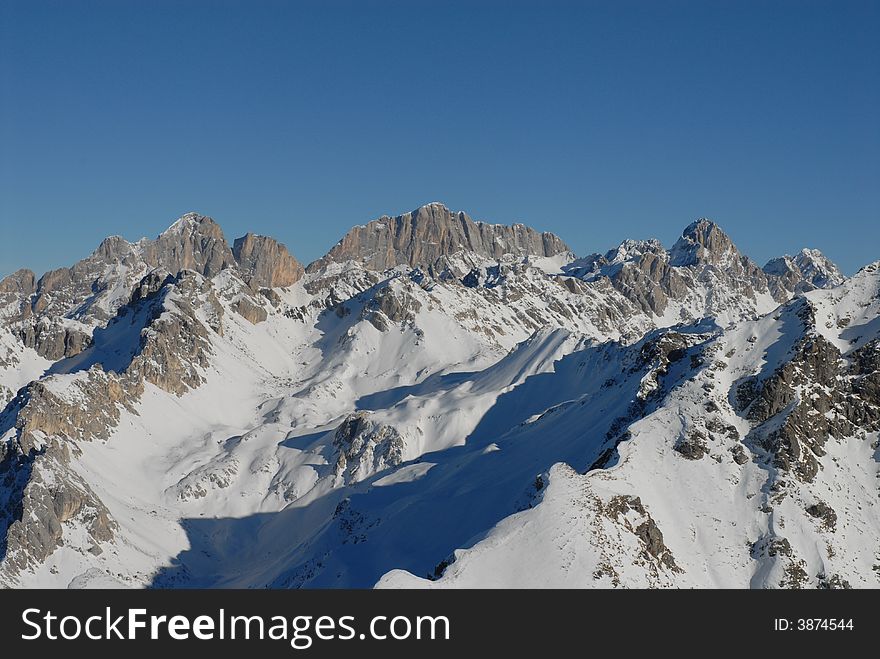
[599,239,667,270]
[607,238,665,262]
[563,219,781,321]
[141,213,235,278]
[669,219,738,267]
[561,239,665,280]
[232,233,304,289]
[159,212,217,236]
[764,248,845,296]
[92,235,136,261]
[792,248,845,288]
[129,270,174,305]
[0,269,36,296]
[307,202,572,273]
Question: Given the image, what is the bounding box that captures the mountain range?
[1,202,876,589]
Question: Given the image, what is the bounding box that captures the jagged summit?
[682,217,721,235]
[669,218,739,267]
[560,218,847,324]
[763,248,845,294]
[159,211,220,236]
[418,201,451,211]
[141,213,235,278]
[0,268,36,295]
[306,202,572,273]
[0,213,303,353]
[602,238,666,265]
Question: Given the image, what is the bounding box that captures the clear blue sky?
[1,0,878,277]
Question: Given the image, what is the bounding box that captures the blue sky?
[1,0,878,276]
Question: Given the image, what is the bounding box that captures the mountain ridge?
[1,205,876,590]
[305,202,573,273]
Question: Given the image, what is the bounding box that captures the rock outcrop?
[140,213,235,278]
[735,300,880,483]
[232,233,304,288]
[0,269,36,296]
[307,202,571,273]
[668,219,743,267]
[0,266,230,580]
[764,248,846,297]
[361,283,422,332]
[333,412,405,484]
[563,219,843,324]
[17,318,91,361]
[232,297,268,325]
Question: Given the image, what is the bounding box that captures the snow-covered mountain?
[1,203,876,589]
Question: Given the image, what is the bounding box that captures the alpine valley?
[1,203,878,589]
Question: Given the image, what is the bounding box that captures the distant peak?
[763,247,845,292]
[409,201,459,220]
[160,212,218,237]
[307,204,570,272]
[681,217,724,239]
[0,268,37,295]
[797,247,831,263]
[670,218,737,266]
[142,212,233,278]
[792,248,845,288]
[93,235,134,260]
[602,238,665,265]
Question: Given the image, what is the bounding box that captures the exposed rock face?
[17,318,91,360]
[0,234,150,364]
[140,213,235,278]
[0,214,237,361]
[0,269,36,296]
[0,267,229,579]
[764,248,846,297]
[0,439,116,572]
[232,233,304,289]
[562,219,843,324]
[333,412,405,484]
[0,270,37,330]
[736,301,880,483]
[674,430,709,460]
[29,237,147,324]
[0,214,300,366]
[8,370,141,454]
[605,495,679,571]
[130,270,174,304]
[361,284,422,332]
[806,501,838,531]
[0,366,139,572]
[307,202,571,273]
[669,219,741,267]
[792,249,845,288]
[233,297,268,325]
[633,330,694,399]
[0,206,871,589]
[126,271,222,396]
